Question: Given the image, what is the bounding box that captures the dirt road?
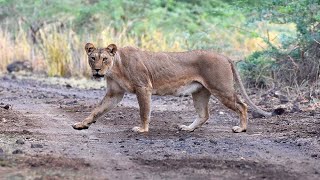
[0,75,319,180]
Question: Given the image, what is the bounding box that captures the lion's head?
[85,43,117,78]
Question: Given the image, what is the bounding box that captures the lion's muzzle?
[92,69,104,78]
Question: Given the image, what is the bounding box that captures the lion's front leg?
[132,88,151,133]
[72,91,124,130]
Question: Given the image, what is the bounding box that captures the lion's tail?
[229,60,272,117]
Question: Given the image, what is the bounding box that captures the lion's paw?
[178,125,195,132]
[72,122,89,130]
[132,126,148,133]
[232,126,246,133]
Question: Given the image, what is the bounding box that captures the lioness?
[72,43,271,133]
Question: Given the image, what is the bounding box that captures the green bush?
[238,0,320,86]
[238,51,276,88]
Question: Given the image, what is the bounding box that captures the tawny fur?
[72,43,271,133]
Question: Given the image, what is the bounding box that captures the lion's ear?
[106,44,117,56]
[85,43,95,54]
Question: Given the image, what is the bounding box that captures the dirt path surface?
[0,75,319,180]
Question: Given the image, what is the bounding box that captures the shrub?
[238,0,320,87]
[238,51,275,88]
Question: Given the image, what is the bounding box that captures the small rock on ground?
[0,148,4,156]
[16,139,25,145]
[12,149,23,154]
[31,143,43,148]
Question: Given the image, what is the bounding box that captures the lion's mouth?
[93,74,105,78]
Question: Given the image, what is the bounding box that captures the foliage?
[248,0,319,47]
[0,29,30,71]
[238,0,320,86]
[238,51,275,88]
[40,30,72,77]
[0,0,310,81]
[0,0,251,76]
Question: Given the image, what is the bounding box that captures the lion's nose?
[94,69,100,73]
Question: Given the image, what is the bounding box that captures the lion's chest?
[152,82,203,96]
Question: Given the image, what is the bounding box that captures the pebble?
[311,154,318,158]
[164,154,171,158]
[31,143,43,148]
[16,139,25,145]
[209,140,217,144]
[0,148,4,156]
[0,103,11,110]
[193,141,201,145]
[66,84,72,88]
[22,130,31,134]
[12,149,23,154]
[3,104,10,110]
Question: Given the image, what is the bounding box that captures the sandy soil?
[0,75,319,180]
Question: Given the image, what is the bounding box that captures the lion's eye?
[91,57,95,61]
[103,58,108,62]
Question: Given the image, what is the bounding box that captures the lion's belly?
[152,82,203,96]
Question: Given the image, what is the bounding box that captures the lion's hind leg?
[218,93,248,133]
[179,88,210,132]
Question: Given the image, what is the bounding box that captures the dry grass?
[40,30,72,77]
[0,29,30,72]
[0,23,290,77]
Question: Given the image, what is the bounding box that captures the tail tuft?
[272,108,286,116]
